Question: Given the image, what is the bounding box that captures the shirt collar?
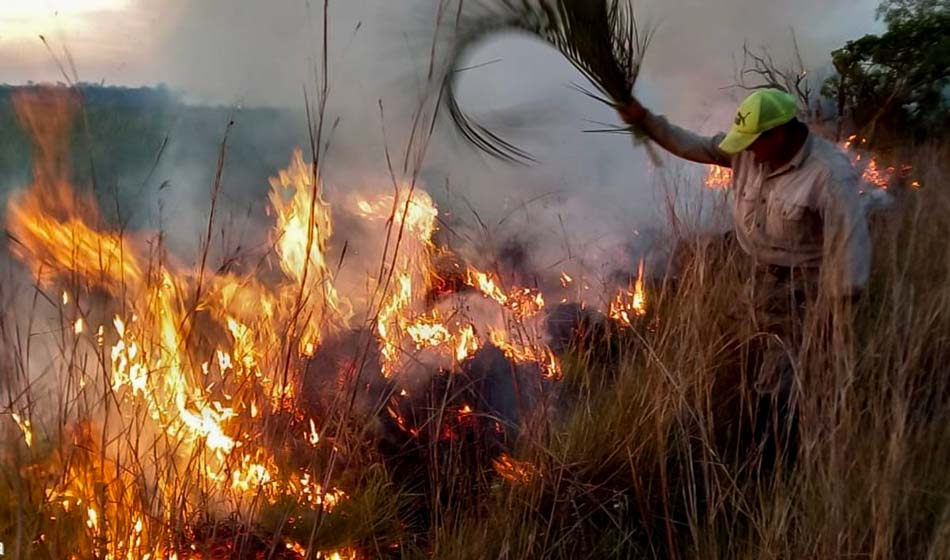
[767,131,814,178]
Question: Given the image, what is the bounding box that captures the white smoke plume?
[0,0,884,281]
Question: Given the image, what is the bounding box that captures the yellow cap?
[718,89,799,154]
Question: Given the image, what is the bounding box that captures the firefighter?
[618,89,871,466]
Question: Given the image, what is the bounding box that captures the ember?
[493,453,539,483]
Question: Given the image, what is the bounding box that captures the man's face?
[747,126,785,164]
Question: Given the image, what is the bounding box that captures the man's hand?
[617,97,647,126]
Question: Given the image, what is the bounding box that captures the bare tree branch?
[730,31,815,121]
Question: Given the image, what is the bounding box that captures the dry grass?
[420,144,950,560]
[1,93,948,558]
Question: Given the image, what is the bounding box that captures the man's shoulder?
[807,135,860,183]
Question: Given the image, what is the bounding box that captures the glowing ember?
[493,453,538,483]
[860,158,890,189]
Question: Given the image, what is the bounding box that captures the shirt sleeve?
[820,164,872,297]
[640,110,732,168]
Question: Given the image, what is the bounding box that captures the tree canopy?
[824,0,949,143]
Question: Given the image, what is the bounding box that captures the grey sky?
[0,1,882,108]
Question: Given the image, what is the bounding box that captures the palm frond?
[442,0,656,163]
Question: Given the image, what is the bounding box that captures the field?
[0,83,949,560]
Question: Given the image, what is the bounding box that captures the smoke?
[124,0,878,272]
[0,0,889,505]
[1,0,884,283]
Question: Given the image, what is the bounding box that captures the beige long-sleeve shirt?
[641,111,871,296]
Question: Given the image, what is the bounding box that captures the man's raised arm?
[619,99,732,168]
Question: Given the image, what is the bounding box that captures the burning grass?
[2,85,950,559]
[704,133,922,192]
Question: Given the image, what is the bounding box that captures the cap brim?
[718,128,761,155]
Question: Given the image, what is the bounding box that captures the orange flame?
[6,90,352,556]
[3,88,573,558]
[489,329,562,379]
[455,324,479,362]
[465,267,545,319]
[356,188,443,375]
[269,148,349,354]
[704,165,732,190]
[10,412,32,448]
[493,453,538,483]
[609,259,647,327]
[703,134,920,191]
[840,135,921,190]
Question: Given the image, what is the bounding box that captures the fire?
[1,87,580,558]
[10,412,33,448]
[465,267,545,319]
[406,313,453,349]
[703,134,921,191]
[309,418,321,445]
[704,165,732,189]
[840,135,920,191]
[609,259,647,327]
[281,542,359,559]
[355,188,445,375]
[493,453,538,483]
[467,268,509,305]
[455,324,479,362]
[489,329,562,379]
[269,148,349,355]
[5,90,356,556]
[354,188,439,237]
[229,453,273,493]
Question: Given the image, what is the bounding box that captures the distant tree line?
[0,83,177,108]
[0,83,178,192]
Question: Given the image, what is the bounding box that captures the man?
[619,89,872,465]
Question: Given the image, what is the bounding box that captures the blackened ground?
[293,301,642,549]
[190,516,302,560]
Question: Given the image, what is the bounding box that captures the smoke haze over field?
[0,0,885,275]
